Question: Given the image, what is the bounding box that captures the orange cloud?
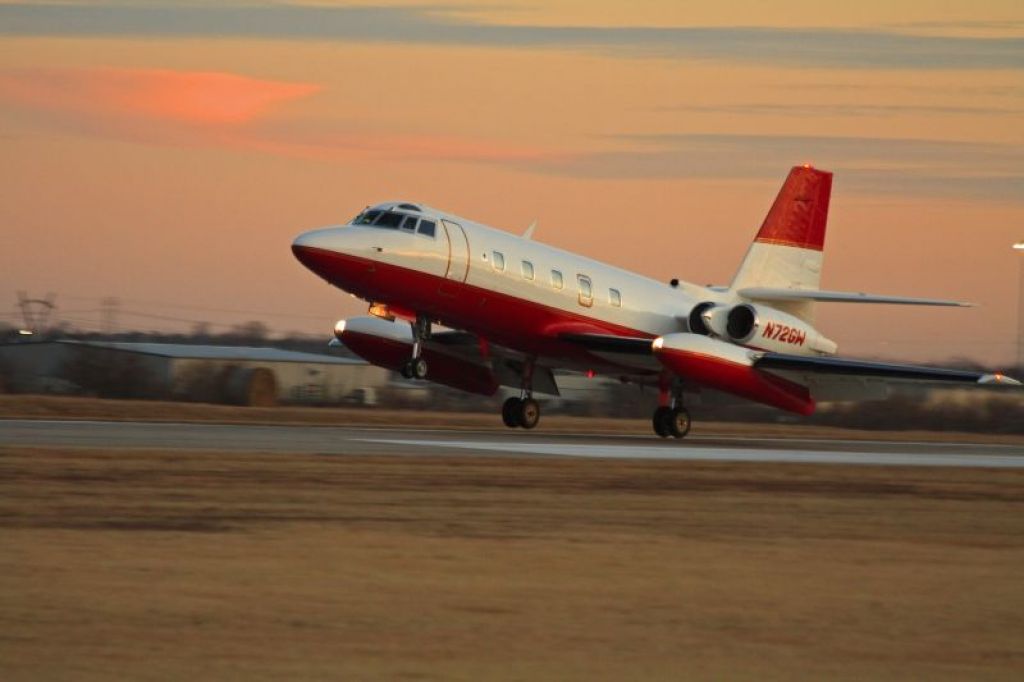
[0,67,320,127]
[0,66,568,164]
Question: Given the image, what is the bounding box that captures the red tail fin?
[754,165,832,252]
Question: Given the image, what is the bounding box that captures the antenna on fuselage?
[522,220,537,240]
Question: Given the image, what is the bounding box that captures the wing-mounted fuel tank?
[687,301,837,356]
[334,316,499,395]
[652,333,815,415]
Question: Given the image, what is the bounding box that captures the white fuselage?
[293,202,730,349]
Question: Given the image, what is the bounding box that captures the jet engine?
[688,302,729,337]
[725,303,837,356]
[652,333,815,415]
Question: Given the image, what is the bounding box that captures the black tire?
[518,398,540,430]
[399,361,413,379]
[652,406,672,438]
[411,357,428,380]
[668,406,691,439]
[502,397,522,428]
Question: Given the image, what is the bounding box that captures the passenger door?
[441,220,470,284]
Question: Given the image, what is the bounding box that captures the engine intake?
[726,304,756,340]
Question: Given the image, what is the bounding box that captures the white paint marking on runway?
[6,419,1023,452]
[357,438,1024,469]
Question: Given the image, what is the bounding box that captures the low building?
[0,340,389,406]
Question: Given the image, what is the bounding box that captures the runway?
[3,419,1022,468]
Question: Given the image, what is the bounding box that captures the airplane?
[292,165,1020,438]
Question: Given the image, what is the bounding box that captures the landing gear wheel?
[652,406,672,438]
[502,397,522,428]
[668,406,691,439]
[518,398,540,430]
[400,358,428,380]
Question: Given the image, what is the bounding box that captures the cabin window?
[355,209,382,225]
[400,216,418,232]
[609,288,621,307]
[521,260,535,281]
[374,211,404,229]
[551,269,563,290]
[418,220,436,238]
[492,251,505,271]
[577,275,593,307]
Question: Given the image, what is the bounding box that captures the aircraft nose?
[292,227,335,253]
[291,226,343,274]
[292,226,371,291]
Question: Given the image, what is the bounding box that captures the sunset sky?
[1,1,1022,364]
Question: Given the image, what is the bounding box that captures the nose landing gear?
[400,314,431,380]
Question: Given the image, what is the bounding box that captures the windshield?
[349,209,436,238]
[353,209,383,225]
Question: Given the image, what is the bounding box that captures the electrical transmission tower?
[16,291,56,335]
[101,296,120,335]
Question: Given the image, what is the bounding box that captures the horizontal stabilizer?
[738,287,973,307]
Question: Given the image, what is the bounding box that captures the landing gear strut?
[400,314,431,380]
[652,380,691,439]
[501,358,540,429]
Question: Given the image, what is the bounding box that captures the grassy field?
[1,394,1022,444]
[2,446,1023,680]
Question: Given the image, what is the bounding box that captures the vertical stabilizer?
[730,165,833,322]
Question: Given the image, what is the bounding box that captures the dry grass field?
[2,446,1023,680]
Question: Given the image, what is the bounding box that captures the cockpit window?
[374,211,404,229]
[354,209,382,225]
[400,216,418,232]
[418,220,436,238]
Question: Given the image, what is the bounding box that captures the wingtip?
[979,373,1022,386]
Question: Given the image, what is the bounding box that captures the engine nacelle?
[689,302,729,337]
[652,333,815,415]
[725,303,837,356]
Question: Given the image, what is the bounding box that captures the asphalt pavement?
[3,419,1023,468]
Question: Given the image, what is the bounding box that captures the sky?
[1,0,1022,364]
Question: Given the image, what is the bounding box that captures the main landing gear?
[502,395,540,429]
[501,357,540,429]
[399,314,431,380]
[652,405,691,439]
[652,380,691,439]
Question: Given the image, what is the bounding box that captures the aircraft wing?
[557,332,653,355]
[754,353,1013,383]
[754,352,1019,401]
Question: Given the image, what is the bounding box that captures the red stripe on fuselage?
[292,244,655,373]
